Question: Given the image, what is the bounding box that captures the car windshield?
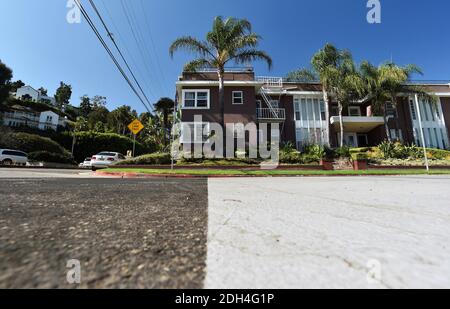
[97,152,117,157]
[85,158,91,161]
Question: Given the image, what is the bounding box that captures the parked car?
[79,157,92,168]
[0,149,28,166]
[90,152,126,171]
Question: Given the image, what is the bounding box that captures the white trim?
[232,91,244,105]
[181,89,210,109]
[177,81,263,87]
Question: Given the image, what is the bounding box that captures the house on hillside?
[14,85,56,105]
[1,105,68,131]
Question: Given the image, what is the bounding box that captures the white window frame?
[232,91,244,105]
[348,106,361,117]
[180,122,210,144]
[181,89,210,109]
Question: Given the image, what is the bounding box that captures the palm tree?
[312,44,364,147]
[285,68,318,82]
[311,44,343,146]
[169,16,272,153]
[361,61,435,142]
[154,97,175,147]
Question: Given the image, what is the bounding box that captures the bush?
[351,152,368,161]
[279,151,304,164]
[117,153,172,165]
[178,156,260,166]
[28,151,75,164]
[427,148,450,160]
[303,145,326,160]
[335,146,351,158]
[70,131,150,163]
[0,130,70,156]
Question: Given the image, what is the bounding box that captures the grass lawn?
[103,168,450,177]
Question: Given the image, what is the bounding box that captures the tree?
[55,82,72,110]
[79,95,92,117]
[107,105,134,135]
[326,54,365,147]
[9,80,25,93]
[71,116,88,155]
[170,16,272,155]
[285,68,318,82]
[311,43,343,146]
[38,87,48,96]
[87,106,109,130]
[0,60,13,104]
[91,95,107,109]
[361,61,435,141]
[154,97,175,146]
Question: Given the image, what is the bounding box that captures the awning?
[330,116,384,133]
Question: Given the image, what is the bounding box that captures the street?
[1,169,450,288]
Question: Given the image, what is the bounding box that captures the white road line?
[205,176,450,289]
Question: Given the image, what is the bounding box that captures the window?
[181,122,210,143]
[390,129,403,142]
[232,91,243,105]
[182,90,210,109]
[270,100,279,108]
[348,106,361,117]
[386,102,397,117]
[320,100,326,121]
[409,99,417,120]
[331,106,339,116]
[294,98,301,121]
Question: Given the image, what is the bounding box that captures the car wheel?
[2,159,13,166]
[91,167,97,172]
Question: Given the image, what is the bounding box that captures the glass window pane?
[313,99,320,121]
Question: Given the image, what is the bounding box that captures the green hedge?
[0,131,71,156]
[28,151,75,164]
[71,131,149,163]
[116,153,172,165]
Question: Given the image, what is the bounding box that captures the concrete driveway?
[206,176,450,289]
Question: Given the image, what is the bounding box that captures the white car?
[90,152,126,171]
[79,157,92,168]
[0,149,28,166]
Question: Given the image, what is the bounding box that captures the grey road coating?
[0,178,208,288]
[206,176,450,289]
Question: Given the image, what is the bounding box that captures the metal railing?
[256,76,283,88]
[256,108,286,121]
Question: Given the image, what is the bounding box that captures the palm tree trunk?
[384,102,391,142]
[338,102,344,148]
[218,69,225,157]
[322,89,330,146]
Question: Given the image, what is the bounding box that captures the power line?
[73,0,152,113]
[120,0,165,97]
[99,0,156,99]
[87,0,153,109]
[138,0,170,94]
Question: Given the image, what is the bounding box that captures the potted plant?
[352,152,368,171]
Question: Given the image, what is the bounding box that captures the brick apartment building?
[175,68,450,151]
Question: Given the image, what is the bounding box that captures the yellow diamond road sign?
[128,119,144,135]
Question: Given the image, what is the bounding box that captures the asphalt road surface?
[0,177,208,288]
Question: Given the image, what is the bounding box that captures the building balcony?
[257,108,286,122]
[330,116,385,133]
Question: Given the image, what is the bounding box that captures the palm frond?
[169,36,215,59]
[183,59,213,72]
[229,49,272,70]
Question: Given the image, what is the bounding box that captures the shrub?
[351,152,368,161]
[427,148,450,160]
[28,151,75,164]
[279,151,303,164]
[178,156,260,166]
[0,130,70,156]
[117,153,171,165]
[334,146,351,158]
[303,144,326,160]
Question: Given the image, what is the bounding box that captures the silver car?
[90,152,126,171]
[0,149,28,166]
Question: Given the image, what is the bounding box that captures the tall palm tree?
[154,97,175,146]
[311,44,343,146]
[312,44,364,147]
[169,16,272,152]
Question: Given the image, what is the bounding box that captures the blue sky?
[0,0,449,113]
